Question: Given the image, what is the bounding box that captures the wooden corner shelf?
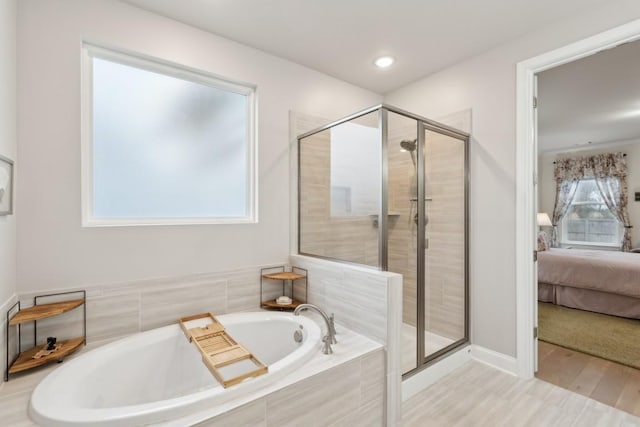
[261,272,306,281]
[260,266,308,312]
[5,290,86,382]
[261,299,303,310]
[9,299,84,325]
[8,337,85,374]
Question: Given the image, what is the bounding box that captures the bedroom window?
[560,179,623,246]
[81,43,257,226]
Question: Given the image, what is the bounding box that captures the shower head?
[400,139,417,171]
[400,139,417,152]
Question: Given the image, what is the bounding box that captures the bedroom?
[535,38,640,415]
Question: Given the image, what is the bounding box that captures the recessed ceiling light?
[375,56,395,68]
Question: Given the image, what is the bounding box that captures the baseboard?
[0,293,19,393]
[470,344,518,376]
[0,293,18,315]
[402,345,472,401]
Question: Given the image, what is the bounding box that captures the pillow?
[537,231,550,251]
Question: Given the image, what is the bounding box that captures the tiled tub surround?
[289,254,403,427]
[9,263,287,353]
[0,319,384,427]
[177,327,384,427]
[2,261,389,425]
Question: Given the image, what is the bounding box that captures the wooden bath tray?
[179,313,267,388]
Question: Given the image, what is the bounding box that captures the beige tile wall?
[11,263,286,352]
[175,349,385,427]
[298,128,379,267]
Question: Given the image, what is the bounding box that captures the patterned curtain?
[550,179,578,247]
[552,152,632,250]
[592,154,632,251]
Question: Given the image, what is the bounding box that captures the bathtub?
[29,311,322,426]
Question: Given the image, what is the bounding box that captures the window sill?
[82,217,258,227]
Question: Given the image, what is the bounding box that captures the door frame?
[515,19,640,378]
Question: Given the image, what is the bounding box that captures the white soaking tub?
[29,311,321,426]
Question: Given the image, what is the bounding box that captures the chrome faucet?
[294,304,337,354]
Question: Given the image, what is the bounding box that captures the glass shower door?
[420,124,468,362]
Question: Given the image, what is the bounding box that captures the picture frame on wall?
[0,154,14,216]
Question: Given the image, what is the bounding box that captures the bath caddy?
[5,290,86,381]
[179,313,267,388]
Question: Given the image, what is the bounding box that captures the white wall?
[385,0,640,356]
[16,0,381,293]
[539,142,640,248]
[0,0,17,306]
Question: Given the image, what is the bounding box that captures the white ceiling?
[122,0,610,94]
[538,39,640,152]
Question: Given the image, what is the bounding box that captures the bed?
[537,248,640,319]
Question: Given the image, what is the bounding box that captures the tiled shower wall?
[298,123,379,267]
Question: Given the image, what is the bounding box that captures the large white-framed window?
[81,43,257,226]
[561,178,623,247]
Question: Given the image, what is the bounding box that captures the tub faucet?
[294,304,336,354]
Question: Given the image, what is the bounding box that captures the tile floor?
[402,360,640,427]
[3,356,640,426]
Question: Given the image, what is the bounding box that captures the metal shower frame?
[296,103,470,377]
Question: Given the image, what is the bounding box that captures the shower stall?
[297,104,469,376]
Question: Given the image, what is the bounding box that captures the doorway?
[532,39,640,415]
[516,19,640,379]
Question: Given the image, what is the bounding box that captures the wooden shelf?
[9,299,84,326]
[261,299,303,310]
[260,267,307,311]
[262,272,306,281]
[8,337,85,374]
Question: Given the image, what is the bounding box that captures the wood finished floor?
[536,341,640,418]
[402,360,640,427]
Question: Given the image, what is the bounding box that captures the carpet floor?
[538,302,640,369]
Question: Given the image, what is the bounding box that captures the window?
[561,179,622,246]
[81,43,257,226]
